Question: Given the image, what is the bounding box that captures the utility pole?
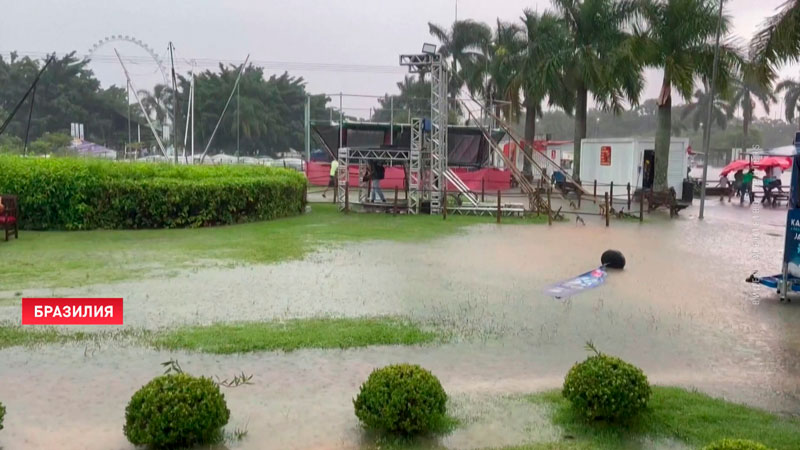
[339,92,343,150]
[236,81,240,161]
[699,0,725,220]
[168,41,179,164]
[304,94,311,162]
[127,80,131,155]
[390,96,394,145]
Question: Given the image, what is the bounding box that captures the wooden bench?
[637,188,689,217]
[0,195,19,241]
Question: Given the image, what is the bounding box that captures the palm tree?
[428,20,492,103]
[729,59,775,146]
[552,0,644,178]
[460,20,523,121]
[509,10,574,177]
[635,0,736,191]
[776,79,800,128]
[752,0,800,68]
[680,81,731,132]
[137,83,173,125]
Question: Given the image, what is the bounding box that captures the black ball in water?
[601,250,626,269]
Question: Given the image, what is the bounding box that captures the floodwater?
[1,200,799,449]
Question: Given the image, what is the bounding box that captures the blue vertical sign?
[784,209,800,269]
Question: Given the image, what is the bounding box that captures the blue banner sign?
[784,210,800,272]
[544,266,608,299]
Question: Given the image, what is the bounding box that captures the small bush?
[0,156,306,229]
[124,373,230,448]
[353,363,447,435]
[702,439,770,450]
[562,346,651,422]
[0,400,5,431]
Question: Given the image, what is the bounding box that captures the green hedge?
[0,156,306,229]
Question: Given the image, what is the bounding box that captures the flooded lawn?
[1,201,799,449]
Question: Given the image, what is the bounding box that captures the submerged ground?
[0,200,798,449]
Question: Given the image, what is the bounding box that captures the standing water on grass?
[1,203,799,449]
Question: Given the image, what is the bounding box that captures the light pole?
[699,0,726,220]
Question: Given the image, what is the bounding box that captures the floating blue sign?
[543,266,608,299]
[784,209,800,270]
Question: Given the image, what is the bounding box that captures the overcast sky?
[1,0,797,120]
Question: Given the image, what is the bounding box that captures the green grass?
[508,387,800,449]
[153,317,440,354]
[0,203,545,290]
[0,317,440,353]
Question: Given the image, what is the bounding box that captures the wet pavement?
[1,200,799,449]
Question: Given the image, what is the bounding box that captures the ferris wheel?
[87,35,170,87]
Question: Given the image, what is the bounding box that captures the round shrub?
[124,373,230,448]
[353,364,447,435]
[0,400,5,431]
[562,353,651,422]
[702,439,770,450]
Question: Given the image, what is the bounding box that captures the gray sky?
[1,0,797,120]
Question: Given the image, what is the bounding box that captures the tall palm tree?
[428,20,492,103]
[752,0,800,68]
[552,0,644,178]
[776,79,800,128]
[460,20,523,121]
[635,0,736,191]
[729,58,775,146]
[508,10,574,177]
[680,81,731,132]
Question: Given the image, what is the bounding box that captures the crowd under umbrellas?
[719,155,792,206]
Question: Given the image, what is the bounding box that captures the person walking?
[740,169,756,205]
[322,159,339,198]
[717,174,731,202]
[369,161,386,202]
[732,169,744,199]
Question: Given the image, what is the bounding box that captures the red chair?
[0,195,19,241]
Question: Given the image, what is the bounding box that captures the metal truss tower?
[400,52,449,214]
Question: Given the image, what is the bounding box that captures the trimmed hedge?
[353,363,448,435]
[0,400,5,431]
[702,439,770,450]
[0,156,306,229]
[124,373,230,448]
[563,352,651,422]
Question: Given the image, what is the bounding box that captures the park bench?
[637,188,689,218]
[0,195,19,241]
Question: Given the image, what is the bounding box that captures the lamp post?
[698,0,725,220]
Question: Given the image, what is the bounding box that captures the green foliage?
[124,373,230,448]
[703,439,771,450]
[27,132,71,155]
[155,317,439,354]
[562,345,651,422]
[0,400,5,431]
[354,364,448,435]
[0,156,306,230]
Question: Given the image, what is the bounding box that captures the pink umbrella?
[720,159,751,176]
[754,156,791,171]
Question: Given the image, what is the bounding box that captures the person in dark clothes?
[369,161,386,202]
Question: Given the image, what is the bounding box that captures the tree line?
[410,0,800,189]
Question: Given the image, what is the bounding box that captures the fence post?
[578,189,582,209]
[610,181,614,209]
[345,182,350,213]
[627,182,631,210]
[593,179,597,198]
[443,184,448,220]
[604,192,609,227]
[481,178,485,202]
[639,190,644,223]
[333,177,337,204]
[393,186,399,216]
[547,187,552,226]
[497,190,501,224]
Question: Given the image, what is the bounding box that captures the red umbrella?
[720,159,751,176]
[754,156,791,171]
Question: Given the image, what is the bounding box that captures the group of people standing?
[320,159,387,203]
[719,166,783,206]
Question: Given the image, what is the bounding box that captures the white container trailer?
[579,137,689,198]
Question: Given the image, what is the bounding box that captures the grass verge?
[509,387,800,449]
[0,317,440,353]
[152,317,440,354]
[0,203,545,290]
